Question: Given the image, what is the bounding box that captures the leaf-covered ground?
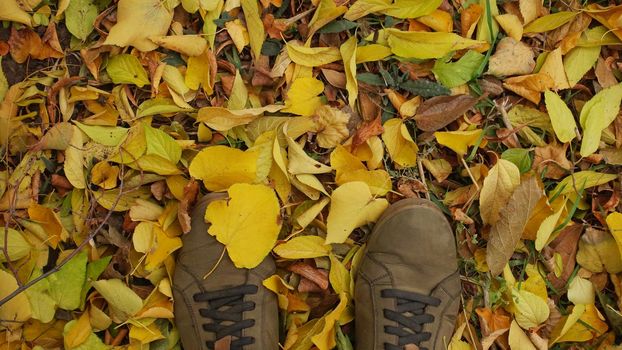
[1,0,622,349]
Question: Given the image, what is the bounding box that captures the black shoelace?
[381,289,441,350]
[193,284,258,349]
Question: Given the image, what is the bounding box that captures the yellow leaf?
[0,0,31,26]
[241,0,265,59]
[503,72,555,104]
[356,44,392,64]
[225,19,250,52]
[386,28,485,59]
[129,322,164,344]
[186,48,214,94]
[28,204,65,248]
[283,77,325,116]
[512,288,549,329]
[418,9,453,32]
[579,83,622,157]
[311,292,348,350]
[149,35,207,56]
[103,0,173,51]
[479,159,520,225]
[133,222,154,254]
[286,136,333,175]
[308,0,347,37]
[563,28,602,86]
[434,129,482,156]
[568,276,595,305]
[274,236,331,259]
[296,197,330,229]
[0,228,30,262]
[262,275,294,309]
[330,145,391,196]
[64,311,91,349]
[576,228,622,273]
[551,171,618,196]
[92,279,143,322]
[344,0,390,21]
[91,161,119,189]
[607,212,622,257]
[314,105,350,148]
[340,37,358,108]
[544,90,577,143]
[189,145,259,191]
[524,11,578,34]
[197,105,283,131]
[326,182,388,244]
[382,118,418,167]
[508,320,536,350]
[286,41,342,67]
[206,183,281,268]
[64,125,85,189]
[476,0,499,43]
[329,254,350,295]
[532,196,565,251]
[145,225,182,270]
[539,48,570,90]
[0,270,32,329]
[553,304,608,343]
[382,0,441,19]
[130,154,182,175]
[495,14,523,41]
[519,0,539,24]
[523,264,548,301]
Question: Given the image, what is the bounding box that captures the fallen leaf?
[313,105,350,148]
[579,83,622,157]
[503,72,555,104]
[283,77,325,116]
[488,37,535,77]
[325,182,388,244]
[544,90,577,143]
[106,54,150,87]
[539,48,570,90]
[576,228,622,273]
[91,279,143,322]
[551,171,618,196]
[149,35,208,56]
[415,94,478,132]
[382,118,419,167]
[385,28,485,59]
[241,0,265,59]
[508,320,536,350]
[432,50,485,88]
[0,0,31,26]
[340,37,358,107]
[524,11,578,34]
[206,183,281,268]
[512,288,550,329]
[495,14,523,41]
[487,176,543,275]
[479,159,521,226]
[189,145,259,191]
[435,129,483,156]
[286,41,341,67]
[274,236,331,259]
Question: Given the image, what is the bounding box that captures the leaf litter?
[1,0,622,349]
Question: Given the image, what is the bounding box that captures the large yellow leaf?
[340,37,358,108]
[286,135,332,175]
[508,320,536,350]
[534,197,566,251]
[344,0,390,21]
[149,35,207,56]
[524,11,577,34]
[607,212,622,257]
[28,204,66,248]
[539,48,570,90]
[64,125,86,189]
[479,159,520,225]
[551,171,618,196]
[283,77,325,116]
[386,29,485,59]
[0,0,31,26]
[91,279,143,322]
[308,0,347,36]
[326,182,388,244]
[435,129,482,156]
[579,83,622,157]
[552,304,608,343]
[189,145,259,191]
[382,0,441,19]
[512,288,550,329]
[205,183,281,268]
[273,236,331,259]
[103,0,173,52]
[0,228,30,262]
[567,276,595,305]
[311,292,348,350]
[330,145,391,196]
[145,225,182,271]
[382,118,418,168]
[185,48,214,94]
[286,42,342,67]
[544,90,577,143]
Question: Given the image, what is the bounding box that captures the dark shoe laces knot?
[193,284,258,349]
[381,289,441,350]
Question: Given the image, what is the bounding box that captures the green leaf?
[91,279,143,321]
[563,45,600,87]
[318,20,358,33]
[432,50,485,88]
[47,251,88,310]
[544,90,577,143]
[65,0,98,40]
[579,83,622,157]
[356,73,385,86]
[400,79,450,98]
[524,11,578,34]
[501,148,532,174]
[75,122,129,146]
[143,124,182,164]
[106,54,150,87]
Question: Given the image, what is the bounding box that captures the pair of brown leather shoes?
[173,195,460,350]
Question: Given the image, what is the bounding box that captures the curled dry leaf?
[414,94,478,132]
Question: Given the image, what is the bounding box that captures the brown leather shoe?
[354,198,461,350]
[173,194,279,350]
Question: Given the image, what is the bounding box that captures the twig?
[460,157,480,192]
[495,99,520,147]
[417,158,431,200]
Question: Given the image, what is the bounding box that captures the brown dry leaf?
[8,27,64,64]
[486,176,543,275]
[595,57,618,89]
[488,37,535,77]
[543,225,582,290]
[533,143,572,180]
[414,95,477,132]
[503,72,555,104]
[289,263,329,290]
